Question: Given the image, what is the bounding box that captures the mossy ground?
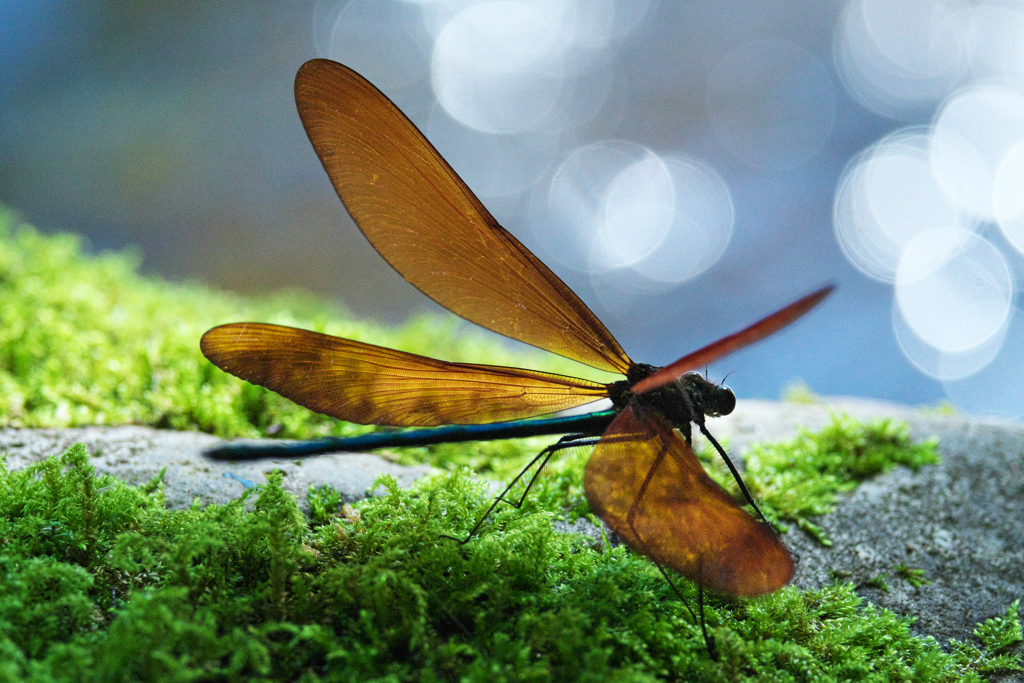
[0,209,1021,681]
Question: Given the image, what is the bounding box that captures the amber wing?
[201,323,608,427]
[632,285,834,394]
[584,404,794,596]
[294,59,631,375]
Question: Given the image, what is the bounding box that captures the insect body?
[201,59,833,600]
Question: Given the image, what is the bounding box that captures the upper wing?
[584,403,793,596]
[632,285,834,394]
[201,323,608,427]
[294,59,631,375]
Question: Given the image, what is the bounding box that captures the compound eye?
[707,385,736,417]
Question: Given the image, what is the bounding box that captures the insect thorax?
[608,365,736,438]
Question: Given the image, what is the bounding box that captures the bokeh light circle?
[535,142,733,290]
[966,3,1024,84]
[833,127,968,283]
[596,153,675,268]
[537,141,654,273]
[834,0,968,118]
[993,140,1024,254]
[930,83,1024,221]
[892,300,1007,381]
[431,2,566,133]
[894,228,1012,353]
[316,0,430,95]
[631,156,733,284]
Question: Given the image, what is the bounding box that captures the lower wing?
[201,322,608,427]
[584,402,794,596]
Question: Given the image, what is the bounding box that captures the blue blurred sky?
[3,0,1024,415]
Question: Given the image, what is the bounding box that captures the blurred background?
[3,0,1024,417]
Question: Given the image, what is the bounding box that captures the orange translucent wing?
[632,285,834,394]
[584,404,794,596]
[294,59,631,375]
[201,323,607,427]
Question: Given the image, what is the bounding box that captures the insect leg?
[506,433,601,510]
[625,446,717,657]
[652,560,699,624]
[624,444,667,546]
[651,563,717,658]
[696,583,717,660]
[441,433,598,544]
[698,422,771,528]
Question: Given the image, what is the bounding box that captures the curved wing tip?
[295,59,342,97]
[296,58,355,87]
[717,561,794,598]
[739,542,796,597]
[814,282,837,298]
[199,321,241,347]
[297,57,332,74]
[199,326,223,355]
[795,282,837,314]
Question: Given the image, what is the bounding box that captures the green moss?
[894,564,932,589]
[781,378,818,404]
[918,401,959,418]
[0,211,1020,679]
[863,573,891,592]
[1,445,1020,681]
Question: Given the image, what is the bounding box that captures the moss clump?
[894,564,932,589]
[781,378,818,404]
[1,444,1020,681]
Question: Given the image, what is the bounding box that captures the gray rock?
[0,426,432,512]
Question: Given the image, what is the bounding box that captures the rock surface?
[0,425,431,512]
[2,397,1022,656]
